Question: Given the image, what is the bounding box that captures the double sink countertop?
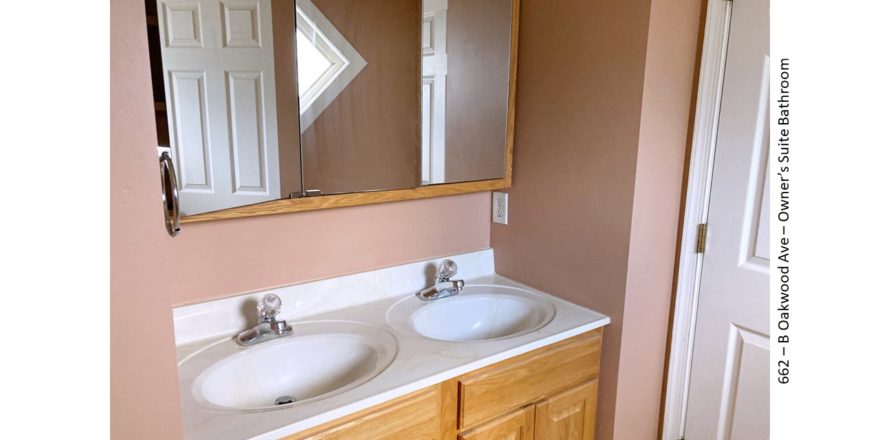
[175,273,610,440]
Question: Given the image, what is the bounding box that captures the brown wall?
[491,0,652,438]
[301,0,421,195]
[272,0,303,198]
[111,1,183,438]
[444,0,512,182]
[490,0,702,439]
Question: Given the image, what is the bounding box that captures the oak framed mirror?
[145,0,519,225]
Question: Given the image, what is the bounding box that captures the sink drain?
[274,395,297,406]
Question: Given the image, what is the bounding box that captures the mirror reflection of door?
[443,0,512,184]
[154,0,285,215]
[150,0,304,216]
[423,0,513,185]
[421,0,448,184]
[421,0,513,185]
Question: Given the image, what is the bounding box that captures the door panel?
[721,326,770,440]
[226,71,271,193]
[168,71,211,190]
[684,0,770,438]
[535,380,598,440]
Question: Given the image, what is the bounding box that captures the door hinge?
[696,223,708,253]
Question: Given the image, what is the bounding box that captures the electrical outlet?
[492,192,508,224]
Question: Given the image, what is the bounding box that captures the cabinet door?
[459,406,535,440]
[458,329,602,430]
[534,380,598,440]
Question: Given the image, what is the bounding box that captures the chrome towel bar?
[159,151,180,237]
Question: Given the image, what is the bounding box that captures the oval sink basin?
[387,284,555,342]
[178,321,397,412]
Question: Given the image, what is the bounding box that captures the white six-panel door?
[157,0,281,215]
[684,0,770,438]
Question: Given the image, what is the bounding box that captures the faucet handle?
[258,294,283,320]
[436,259,458,282]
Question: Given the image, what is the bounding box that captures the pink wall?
[111,0,490,437]
[111,0,182,438]
[614,0,703,437]
[168,193,490,305]
[491,0,702,438]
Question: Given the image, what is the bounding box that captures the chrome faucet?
[236,294,294,346]
[417,259,465,301]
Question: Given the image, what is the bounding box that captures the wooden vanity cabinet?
[284,328,602,440]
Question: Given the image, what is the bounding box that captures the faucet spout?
[417,259,465,301]
[236,294,294,346]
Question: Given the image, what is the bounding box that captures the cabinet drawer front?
[458,329,602,430]
[287,386,440,440]
[458,406,535,440]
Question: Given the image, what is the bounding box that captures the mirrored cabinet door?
[294,0,514,192]
[420,0,513,185]
[295,0,422,196]
[146,0,517,220]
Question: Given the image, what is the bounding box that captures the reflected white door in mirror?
[156,0,281,215]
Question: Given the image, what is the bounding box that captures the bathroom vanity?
[173,251,609,440]
[283,330,602,440]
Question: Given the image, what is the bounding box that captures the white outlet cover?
[492,192,508,224]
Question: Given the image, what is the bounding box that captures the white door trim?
[661,1,734,439]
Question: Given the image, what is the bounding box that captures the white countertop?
[176,274,610,440]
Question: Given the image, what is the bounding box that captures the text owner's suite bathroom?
[112,0,773,439]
